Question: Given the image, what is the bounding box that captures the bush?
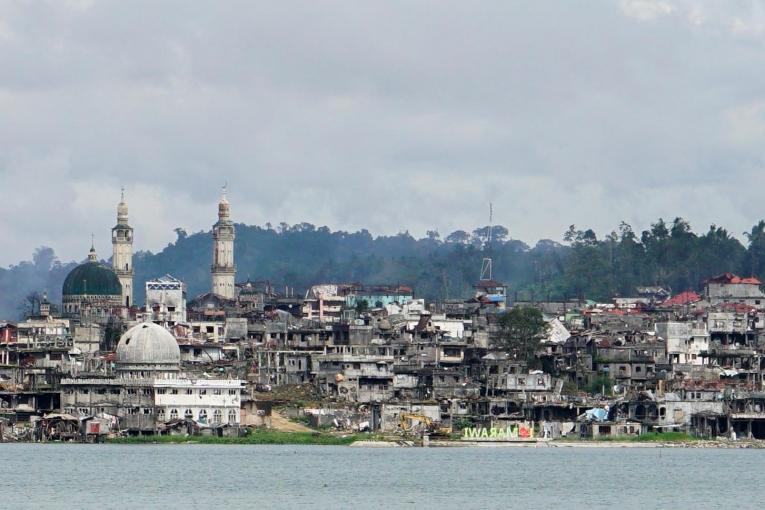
[588,375,614,396]
[451,416,474,431]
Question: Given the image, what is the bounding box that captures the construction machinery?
[398,413,452,436]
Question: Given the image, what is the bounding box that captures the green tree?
[355,299,369,314]
[612,222,645,296]
[498,307,547,367]
[744,220,765,278]
[561,226,610,300]
[588,374,615,396]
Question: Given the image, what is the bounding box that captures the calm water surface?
[0,444,762,509]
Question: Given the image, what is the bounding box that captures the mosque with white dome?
[61,321,242,432]
[59,189,242,433]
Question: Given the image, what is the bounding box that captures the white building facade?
[61,322,243,431]
[145,275,187,325]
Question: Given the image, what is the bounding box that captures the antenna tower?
[480,203,493,281]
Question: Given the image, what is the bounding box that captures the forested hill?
[3,218,765,320]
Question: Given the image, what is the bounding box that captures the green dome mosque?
[61,245,123,318]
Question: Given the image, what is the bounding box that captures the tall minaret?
[112,188,134,307]
[211,185,236,298]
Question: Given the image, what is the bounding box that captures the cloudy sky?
[2,0,765,266]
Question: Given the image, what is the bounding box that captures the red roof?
[660,291,701,307]
[706,273,762,285]
[717,302,756,313]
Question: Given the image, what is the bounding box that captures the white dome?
[116,322,180,368]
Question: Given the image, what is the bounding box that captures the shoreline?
[434,440,764,448]
[4,437,763,449]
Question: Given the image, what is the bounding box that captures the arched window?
[212,409,222,423]
[157,408,165,421]
[184,409,193,419]
[170,409,178,420]
[228,409,238,424]
[198,409,208,422]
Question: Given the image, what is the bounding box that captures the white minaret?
[211,185,236,298]
[112,188,134,307]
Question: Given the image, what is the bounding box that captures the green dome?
[63,261,122,296]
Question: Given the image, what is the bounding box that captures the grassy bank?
[556,432,698,443]
[107,429,368,446]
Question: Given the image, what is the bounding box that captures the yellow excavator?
[398,413,451,435]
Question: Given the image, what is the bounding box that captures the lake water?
[0,444,762,509]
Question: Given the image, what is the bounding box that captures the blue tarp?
[584,408,608,422]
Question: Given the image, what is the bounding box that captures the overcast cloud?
[2,0,765,266]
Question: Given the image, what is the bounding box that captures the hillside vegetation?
[2,218,765,319]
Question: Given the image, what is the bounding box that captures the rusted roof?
[706,273,762,285]
[474,279,505,288]
[660,291,701,307]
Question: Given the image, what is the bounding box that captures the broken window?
[170,409,179,420]
[184,409,193,419]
